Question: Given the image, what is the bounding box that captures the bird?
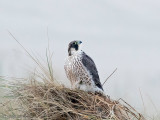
[64,40,103,93]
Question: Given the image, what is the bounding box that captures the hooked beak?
[78,41,82,44]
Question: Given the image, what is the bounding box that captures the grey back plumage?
[82,52,103,90]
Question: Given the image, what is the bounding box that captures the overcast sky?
[0,0,160,116]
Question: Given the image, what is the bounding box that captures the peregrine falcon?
[64,40,103,93]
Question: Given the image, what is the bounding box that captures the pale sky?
[0,0,160,117]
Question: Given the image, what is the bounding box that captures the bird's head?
[68,40,82,56]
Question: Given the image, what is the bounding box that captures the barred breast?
[64,53,92,89]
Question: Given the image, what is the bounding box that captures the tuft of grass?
[0,33,146,119]
[0,54,145,120]
[1,78,145,120]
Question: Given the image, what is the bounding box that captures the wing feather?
[82,52,103,90]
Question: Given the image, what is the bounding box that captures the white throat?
[69,44,83,56]
[70,48,82,55]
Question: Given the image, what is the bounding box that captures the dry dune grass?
[1,53,145,120]
[1,59,146,120]
[13,79,145,120]
[1,35,145,119]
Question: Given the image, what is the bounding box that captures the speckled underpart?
[64,51,103,93]
[65,52,90,86]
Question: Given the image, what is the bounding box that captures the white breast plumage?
[64,51,103,93]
